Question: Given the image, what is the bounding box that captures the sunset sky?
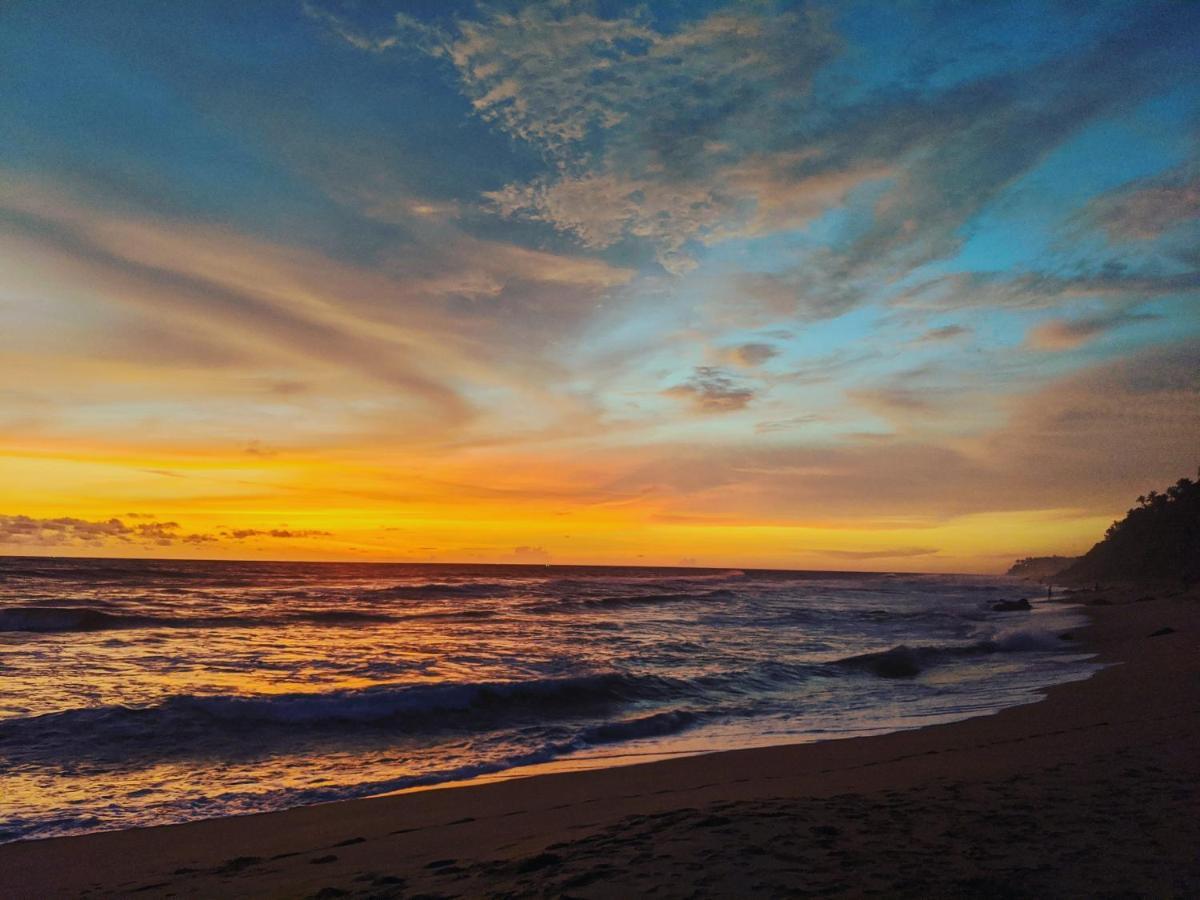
[2,0,1198,571]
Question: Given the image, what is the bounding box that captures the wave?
[576,588,736,610]
[543,570,745,591]
[167,673,679,726]
[0,619,1080,772]
[288,610,395,625]
[0,604,498,634]
[398,608,497,622]
[575,709,702,745]
[0,607,196,633]
[836,628,1070,678]
[364,581,519,600]
[0,710,703,844]
[0,741,580,844]
[0,672,684,760]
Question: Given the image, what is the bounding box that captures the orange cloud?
[1026,311,1158,350]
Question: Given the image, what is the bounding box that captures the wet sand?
[1,584,1197,898]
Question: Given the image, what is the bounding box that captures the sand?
[1,584,1197,898]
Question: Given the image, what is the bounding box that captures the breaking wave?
[837,628,1070,678]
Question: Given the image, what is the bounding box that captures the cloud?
[0,188,469,421]
[897,267,1200,312]
[224,529,333,539]
[301,2,427,54]
[0,515,334,548]
[976,338,1200,504]
[603,338,1200,524]
[914,324,970,343]
[721,343,778,367]
[754,414,823,435]
[487,157,885,274]
[1026,310,1160,350]
[472,1,1192,280]
[1085,162,1200,240]
[849,388,944,419]
[0,515,217,547]
[827,10,1197,280]
[735,253,868,323]
[0,176,640,444]
[819,547,940,561]
[511,544,550,563]
[346,1,848,272]
[243,441,278,457]
[325,0,1197,299]
[441,4,837,162]
[663,366,756,413]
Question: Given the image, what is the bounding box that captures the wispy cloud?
[224,528,332,539]
[820,547,939,561]
[663,367,756,413]
[754,414,823,435]
[720,343,778,367]
[1084,160,1200,240]
[914,324,971,343]
[1027,310,1160,350]
[897,268,1200,312]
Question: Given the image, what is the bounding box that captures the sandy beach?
[0,583,1196,898]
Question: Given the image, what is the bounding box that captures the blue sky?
[0,0,1198,569]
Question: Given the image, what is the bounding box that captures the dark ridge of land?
[1061,471,1200,585]
[1006,555,1079,580]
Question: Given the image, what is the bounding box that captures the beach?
[1,583,1196,898]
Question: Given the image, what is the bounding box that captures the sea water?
[0,557,1097,842]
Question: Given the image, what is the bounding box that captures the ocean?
[0,557,1098,843]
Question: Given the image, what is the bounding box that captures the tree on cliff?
[1061,470,1200,584]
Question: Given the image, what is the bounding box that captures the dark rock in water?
[1058,632,1076,641]
[1088,597,1111,606]
[855,645,923,678]
[1148,627,1175,637]
[992,598,1032,612]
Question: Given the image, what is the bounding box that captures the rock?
[1148,627,1175,637]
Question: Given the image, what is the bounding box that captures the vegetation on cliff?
[1061,471,1200,584]
[1007,556,1079,580]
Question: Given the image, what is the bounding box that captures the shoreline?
[2,583,1196,897]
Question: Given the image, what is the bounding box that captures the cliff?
[1059,472,1200,585]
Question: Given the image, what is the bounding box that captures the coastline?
[1,583,1196,898]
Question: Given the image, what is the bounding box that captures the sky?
[1,0,1198,572]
